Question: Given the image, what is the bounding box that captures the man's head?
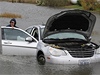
[10,18,16,26]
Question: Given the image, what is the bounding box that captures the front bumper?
[46,54,100,65]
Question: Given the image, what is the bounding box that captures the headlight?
[96,47,100,54]
[49,47,66,56]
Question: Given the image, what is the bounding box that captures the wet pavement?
[0,1,100,75]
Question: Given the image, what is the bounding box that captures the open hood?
[43,10,96,39]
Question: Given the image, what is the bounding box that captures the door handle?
[4,42,12,44]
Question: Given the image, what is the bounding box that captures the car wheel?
[37,54,45,65]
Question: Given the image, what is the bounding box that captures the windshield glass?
[44,32,86,40]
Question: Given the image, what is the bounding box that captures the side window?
[2,28,35,42]
[32,28,39,40]
[26,28,32,34]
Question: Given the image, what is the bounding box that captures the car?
[26,10,100,65]
[1,26,38,55]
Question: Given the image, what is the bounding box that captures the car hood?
[43,10,96,39]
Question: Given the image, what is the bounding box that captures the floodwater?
[0,55,100,75]
[0,1,100,75]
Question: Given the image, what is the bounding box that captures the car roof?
[26,25,45,30]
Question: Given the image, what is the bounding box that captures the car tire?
[37,54,45,65]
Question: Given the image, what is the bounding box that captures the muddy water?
[0,2,100,75]
[0,55,100,75]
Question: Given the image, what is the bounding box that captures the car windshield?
[44,32,86,40]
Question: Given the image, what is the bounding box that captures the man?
[6,18,18,28]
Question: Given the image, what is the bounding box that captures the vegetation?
[0,0,100,13]
[64,5,83,9]
[45,0,70,7]
[80,0,97,10]
[36,0,46,5]
[30,0,100,13]
[36,0,71,7]
[0,0,36,4]
[0,12,22,18]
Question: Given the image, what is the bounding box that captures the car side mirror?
[25,37,33,42]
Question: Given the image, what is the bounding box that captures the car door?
[2,28,38,55]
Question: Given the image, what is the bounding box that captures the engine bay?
[50,42,98,49]
[49,42,99,58]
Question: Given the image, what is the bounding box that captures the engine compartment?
[50,42,96,50]
[49,41,99,58]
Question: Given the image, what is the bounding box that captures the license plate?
[78,60,90,65]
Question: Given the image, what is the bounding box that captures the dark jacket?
[6,24,18,28]
[6,18,18,27]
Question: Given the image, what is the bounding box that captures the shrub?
[46,0,69,7]
[36,0,70,7]
[36,0,46,5]
[77,0,81,6]
[0,12,22,18]
[80,0,97,10]
[96,2,100,8]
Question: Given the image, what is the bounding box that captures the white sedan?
[2,26,38,55]
[26,10,100,65]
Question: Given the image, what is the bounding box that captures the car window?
[26,28,33,34]
[45,32,86,40]
[32,28,39,40]
[2,28,34,41]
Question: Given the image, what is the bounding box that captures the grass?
[0,12,22,18]
[64,5,83,9]
[64,5,100,14]
[93,8,100,14]
[7,0,36,4]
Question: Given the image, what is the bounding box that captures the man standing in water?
[6,18,18,28]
